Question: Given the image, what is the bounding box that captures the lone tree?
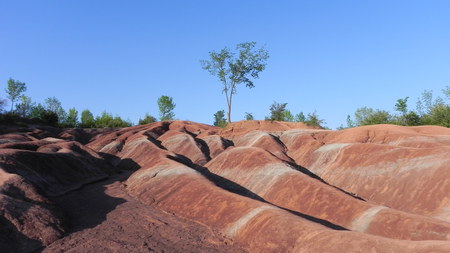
[201,42,269,123]
[6,78,27,111]
[157,95,176,121]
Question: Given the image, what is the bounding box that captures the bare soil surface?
[43,170,246,253]
[1,121,450,252]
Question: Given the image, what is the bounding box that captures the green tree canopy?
[354,107,393,126]
[15,95,35,117]
[44,97,67,123]
[305,111,326,128]
[283,110,294,122]
[139,113,157,125]
[294,112,306,122]
[421,103,450,127]
[245,112,254,120]
[29,103,59,126]
[268,101,287,121]
[94,111,132,128]
[444,86,450,100]
[201,42,269,123]
[416,90,444,115]
[394,97,409,115]
[346,115,355,128]
[213,110,227,128]
[65,108,79,127]
[81,109,95,128]
[30,104,46,119]
[157,95,176,121]
[6,78,27,111]
[0,98,6,112]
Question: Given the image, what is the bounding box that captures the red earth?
[0,121,449,252]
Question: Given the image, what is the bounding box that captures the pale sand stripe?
[226,206,275,237]
[351,206,387,232]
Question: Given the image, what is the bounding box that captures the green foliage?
[94,111,132,128]
[0,98,6,112]
[15,95,35,117]
[201,41,269,123]
[394,97,409,115]
[94,112,113,127]
[245,112,254,120]
[40,110,59,126]
[337,115,355,130]
[413,88,450,127]
[354,107,393,126]
[27,103,59,126]
[391,96,427,126]
[80,109,95,128]
[139,113,157,125]
[416,90,444,116]
[157,95,176,121]
[0,112,20,124]
[354,107,373,125]
[346,115,355,128]
[305,111,326,128]
[6,78,27,111]
[403,111,422,126]
[30,104,46,119]
[294,112,306,122]
[283,110,294,122]
[444,86,450,100]
[268,101,288,121]
[112,116,132,128]
[421,104,450,127]
[65,108,79,127]
[213,110,227,128]
[44,97,67,123]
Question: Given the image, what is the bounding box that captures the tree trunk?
[227,102,232,124]
[227,90,233,124]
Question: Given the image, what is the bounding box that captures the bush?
[244,112,254,120]
[0,112,20,124]
[139,114,157,125]
[421,104,450,127]
[40,110,59,126]
[213,110,227,128]
[94,111,132,128]
[355,107,393,126]
[305,111,326,128]
[268,102,287,121]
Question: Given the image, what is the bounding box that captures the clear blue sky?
[1,1,449,129]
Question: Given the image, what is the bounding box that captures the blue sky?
[1,1,449,129]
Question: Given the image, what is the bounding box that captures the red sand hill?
[0,121,449,252]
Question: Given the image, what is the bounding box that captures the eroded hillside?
[0,121,449,252]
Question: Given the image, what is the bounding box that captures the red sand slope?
[0,121,449,252]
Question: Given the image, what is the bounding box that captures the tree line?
[2,41,449,129]
[343,88,450,128]
[3,77,449,130]
[204,42,449,129]
[0,78,176,128]
[213,102,326,128]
